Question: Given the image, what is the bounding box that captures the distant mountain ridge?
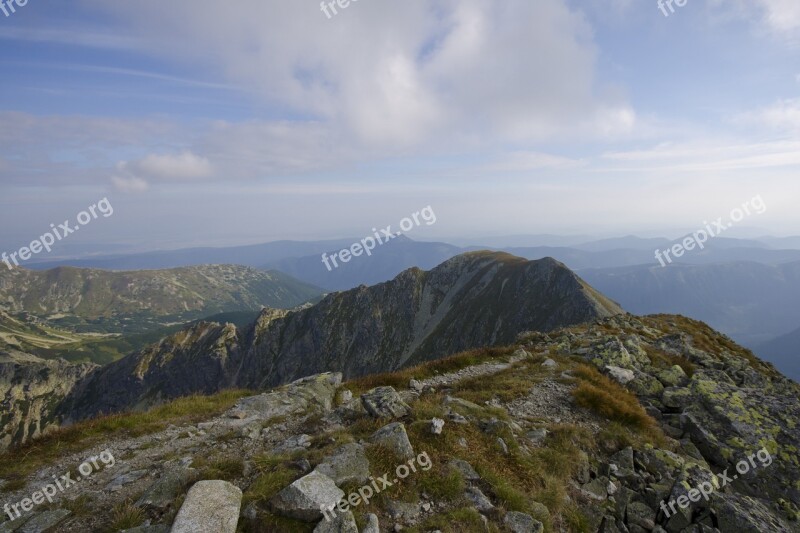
[0,264,322,334]
[61,252,624,421]
[756,326,800,381]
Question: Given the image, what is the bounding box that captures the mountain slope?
[756,326,800,381]
[2,314,798,532]
[63,252,623,420]
[0,265,322,333]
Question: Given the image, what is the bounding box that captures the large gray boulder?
[369,422,415,460]
[361,387,411,419]
[137,467,198,513]
[170,480,242,533]
[313,443,371,485]
[270,471,344,522]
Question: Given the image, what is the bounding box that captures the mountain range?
[2,252,622,450]
[16,234,800,379]
[0,264,322,335]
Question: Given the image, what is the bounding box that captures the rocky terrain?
[0,351,96,451]
[61,252,623,421]
[0,313,797,532]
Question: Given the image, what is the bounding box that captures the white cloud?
[111,175,149,193]
[137,151,213,180]
[735,98,800,132]
[85,0,634,146]
[758,0,800,33]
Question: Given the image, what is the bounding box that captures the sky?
[0,0,799,253]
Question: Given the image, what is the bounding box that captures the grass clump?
[196,455,245,482]
[411,507,496,533]
[571,365,663,444]
[109,500,146,531]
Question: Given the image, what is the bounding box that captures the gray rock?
[137,467,198,512]
[270,471,344,522]
[504,511,543,533]
[313,510,358,533]
[409,379,424,392]
[386,500,420,523]
[361,387,411,419]
[465,487,494,512]
[661,387,693,409]
[525,428,548,445]
[314,443,371,485]
[369,423,415,460]
[106,469,148,492]
[605,365,635,385]
[610,447,634,471]
[711,492,793,533]
[274,434,312,454]
[17,509,71,533]
[362,514,380,533]
[448,459,480,481]
[656,365,688,387]
[337,389,353,404]
[497,437,509,455]
[626,502,655,530]
[170,480,242,533]
[541,359,558,369]
[430,418,445,435]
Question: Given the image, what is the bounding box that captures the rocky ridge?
[0,313,797,532]
[63,252,623,422]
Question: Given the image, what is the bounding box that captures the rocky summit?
[0,312,797,532]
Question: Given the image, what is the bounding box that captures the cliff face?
[0,350,96,449]
[63,253,623,421]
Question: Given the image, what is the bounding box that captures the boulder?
[362,513,380,533]
[465,487,494,512]
[270,472,344,522]
[137,467,198,513]
[314,443,371,485]
[369,423,415,460]
[170,480,242,533]
[605,366,635,385]
[361,387,411,419]
[504,511,543,533]
[448,459,480,481]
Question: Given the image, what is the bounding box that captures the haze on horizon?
[1,0,799,252]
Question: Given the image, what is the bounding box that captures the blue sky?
[1,0,799,252]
